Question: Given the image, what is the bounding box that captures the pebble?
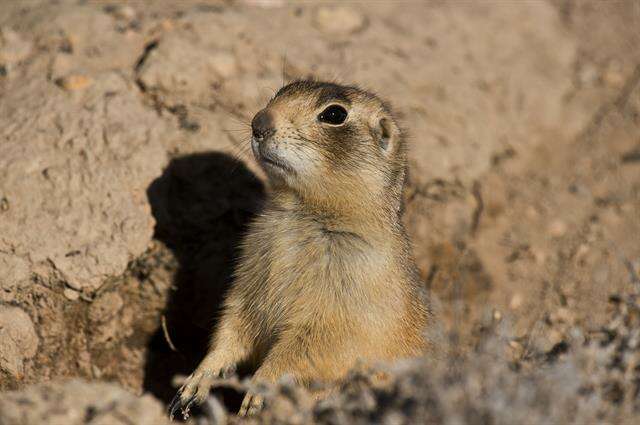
[242,0,286,7]
[57,74,93,91]
[113,5,136,21]
[314,6,366,35]
[92,364,103,378]
[493,309,502,321]
[509,293,523,310]
[548,219,567,237]
[508,340,524,357]
[63,287,80,301]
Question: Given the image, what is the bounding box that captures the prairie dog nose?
[251,109,275,140]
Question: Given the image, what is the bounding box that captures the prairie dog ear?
[370,115,398,155]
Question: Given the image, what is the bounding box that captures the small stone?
[56,74,93,91]
[493,309,502,321]
[509,293,523,310]
[525,206,539,219]
[242,0,286,7]
[548,219,567,237]
[63,287,80,301]
[160,19,174,31]
[92,364,103,378]
[314,6,366,35]
[547,329,565,346]
[508,340,524,358]
[113,5,136,21]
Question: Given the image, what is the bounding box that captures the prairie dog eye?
[317,105,348,125]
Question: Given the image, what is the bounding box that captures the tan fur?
[171,81,432,418]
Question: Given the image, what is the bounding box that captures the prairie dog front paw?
[168,366,221,420]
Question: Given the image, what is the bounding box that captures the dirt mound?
[0,379,168,425]
[1,0,639,424]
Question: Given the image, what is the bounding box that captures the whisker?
[224,142,257,178]
[281,52,287,88]
[223,127,251,134]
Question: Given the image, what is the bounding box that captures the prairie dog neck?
[268,187,399,245]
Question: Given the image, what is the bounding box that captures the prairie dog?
[170,80,432,419]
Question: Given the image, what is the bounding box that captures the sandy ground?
[1,0,640,424]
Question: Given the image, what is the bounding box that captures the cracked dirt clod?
[0,71,169,293]
[136,34,237,108]
[0,379,170,425]
[0,306,38,379]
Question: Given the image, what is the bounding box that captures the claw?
[238,392,264,417]
[168,389,182,420]
[167,368,223,420]
[168,388,195,421]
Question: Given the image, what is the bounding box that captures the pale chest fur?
[233,209,408,345]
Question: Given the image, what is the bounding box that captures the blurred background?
[1,1,639,423]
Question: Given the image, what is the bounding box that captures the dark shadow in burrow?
[142,151,265,414]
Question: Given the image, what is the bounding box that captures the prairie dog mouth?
[251,137,294,173]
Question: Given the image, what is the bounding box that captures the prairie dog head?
[251,80,406,213]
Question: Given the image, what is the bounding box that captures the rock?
[314,6,367,35]
[241,0,286,8]
[548,219,567,237]
[56,74,93,91]
[0,27,32,71]
[0,306,38,379]
[112,5,137,21]
[493,309,502,321]
[0,379,170,425]
[63,287,80,301]
[509,293,523,310]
